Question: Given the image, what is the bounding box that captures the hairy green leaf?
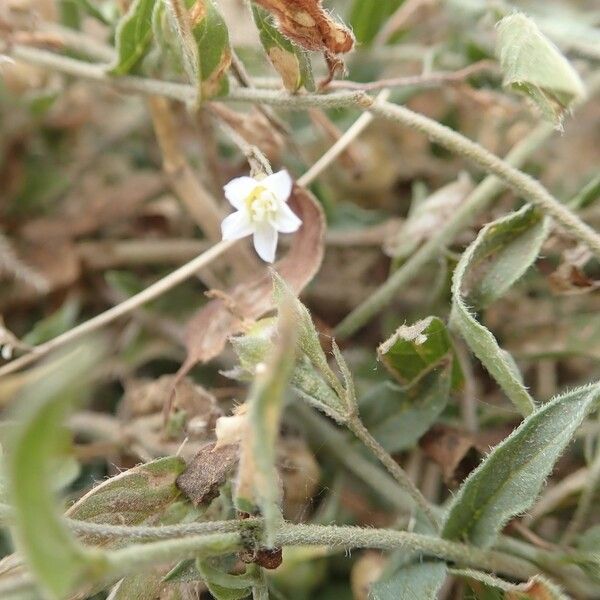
[66,455,186,546]
[451,205,548,416]
[372,561,447,599]
[349,0,403,45]
[496,13,586,128]
[359,363,452,453]
[378,316,463,390]
[442,383,600,547]
[167,0,231,100]
[252,5,314,92]
[196,559,253,600]
[7,343,107,599]
[110,0,157,75]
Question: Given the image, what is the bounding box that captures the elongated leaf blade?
[67,455,186,545]
[110,0,157,75]
[452,206,548,416]
[7,343,107,598]
[442,383,600,547]
[496,13,586,128]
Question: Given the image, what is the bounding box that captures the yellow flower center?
[245,186,278,223]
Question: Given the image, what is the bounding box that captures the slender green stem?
[103,532,241,581]
[346,416,439,530]
[274,523,536,581]
[368,99,600,258]
[10,45,599,267]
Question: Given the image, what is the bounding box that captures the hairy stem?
[346,416,439,530]
[274,524,536,581]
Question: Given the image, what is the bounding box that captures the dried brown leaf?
[419,424,481,487]
[252,0,353,80]
[176,441,239,506]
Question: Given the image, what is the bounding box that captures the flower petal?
[274,202,302,233]
[221,210,253,240]
[262,170,293,203]
[223,176,257,209]
[253,223,278,263]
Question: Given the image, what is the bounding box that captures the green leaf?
[66,455,186,545]
[378,316,463,390]
[359,364,451,453]
[22,297,80,346]
[235,301,297,543]
[196,559,253,600]
[496,13,586,128]
[451,205,549,416]
[192,0,232,99]
[167,0,231,100]
[372,561,447,599]
[349,0,403,45]
[110,0,157,75]
[252,5,314,92]
[7,343,107,599]
[442,383,600,547]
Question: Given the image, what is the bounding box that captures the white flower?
[221,170,302,263]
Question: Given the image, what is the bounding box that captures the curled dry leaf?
[176,441,239,506]
[174,184,324,382]
[419,424,481,488]
[547,244,600,295]
[252,0,354,80]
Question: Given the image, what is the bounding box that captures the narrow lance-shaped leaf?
[496,13,586,128]
[451,205,549,416]
[442,383,600,547]
[66,455,186,546]
[252,4,314,92]
[110,0,157,75]
[235,299,297,544]
[7,342,108,599]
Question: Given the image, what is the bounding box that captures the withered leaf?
[420,424,481,487]
[175,184,324,379]
[176,441,239,506]
[66,456,186,546]
[252,0,354,80]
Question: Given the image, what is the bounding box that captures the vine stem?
[94,522,539,584]
[346,416,439,530]
[9,47,599,257]
[0,239,236,377]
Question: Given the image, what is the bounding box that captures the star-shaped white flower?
[221,170,302,263]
